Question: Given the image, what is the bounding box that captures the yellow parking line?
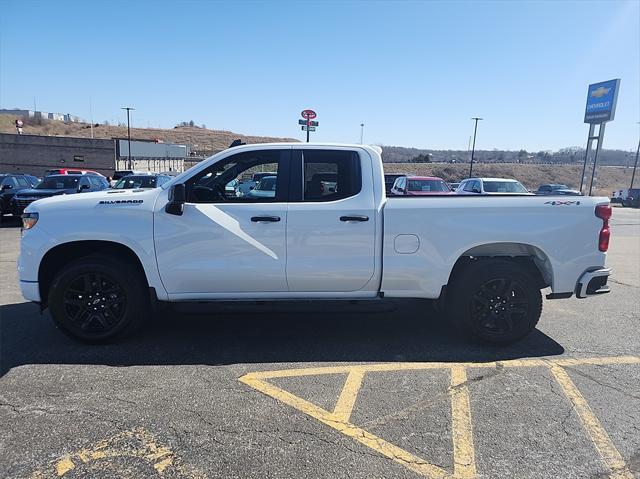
[240,355,640,479]
[239,374,454,479]
[450,366,476,479]
[333,368,366,422]
[549,365,634,479]
[244,355,640,380]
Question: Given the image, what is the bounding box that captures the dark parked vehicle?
[11,174,109,215]
[112,174,172,189]
[384,173,407,194]
[535,184,581,196]
[0,174,40,221]
[622,189,640,208]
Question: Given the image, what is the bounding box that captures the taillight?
[595,204,612,252]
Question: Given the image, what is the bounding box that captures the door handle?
[251,216,281,222]
[340,215,369,222]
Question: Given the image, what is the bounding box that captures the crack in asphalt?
[362,364,505,430]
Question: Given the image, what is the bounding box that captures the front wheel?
[447,259,542,344]
[48,255,149,343]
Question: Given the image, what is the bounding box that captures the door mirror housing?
[166,183,186,216]
[1,184,12,190]
[79,184,91,191]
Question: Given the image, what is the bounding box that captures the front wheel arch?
[39,240,149,309]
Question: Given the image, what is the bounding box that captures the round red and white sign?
[301,109,317,120]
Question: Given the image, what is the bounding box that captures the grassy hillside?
[0,115,296,155]
[383,162,633,196]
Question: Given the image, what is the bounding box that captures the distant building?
[0,109,83,122]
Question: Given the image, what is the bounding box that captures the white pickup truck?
[18,143,612,344]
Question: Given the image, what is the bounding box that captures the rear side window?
[302,150,361,202]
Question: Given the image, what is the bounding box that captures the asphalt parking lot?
[1,207,639,479]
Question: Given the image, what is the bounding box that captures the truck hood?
[24,188,160,213]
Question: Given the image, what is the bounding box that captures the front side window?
[16,177,30,187]
[302,150,361,202]
[186,149,289,203]
[463,181,474,192]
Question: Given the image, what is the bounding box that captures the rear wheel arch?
[447,242,552,292]
[38,240,149,308]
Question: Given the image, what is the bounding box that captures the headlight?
[22,212,39,230]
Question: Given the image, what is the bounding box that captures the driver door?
[154,148,291,297]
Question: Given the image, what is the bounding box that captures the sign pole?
[588,123,606,196]
[630,135,640,190]
[306,119,310,143]
[579,123,595,193]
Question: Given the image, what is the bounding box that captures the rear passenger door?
[286,148,376,292]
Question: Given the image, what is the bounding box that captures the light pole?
[360,123,365,144]
[631,123,640,190]
[469,117,483,178]
[121,107,135,169]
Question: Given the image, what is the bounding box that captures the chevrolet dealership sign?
[584,79,620,124]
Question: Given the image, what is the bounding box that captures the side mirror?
[79,184,90,191]
[249,185,255,190]
[1,184,12,190]
[165,183,185,216]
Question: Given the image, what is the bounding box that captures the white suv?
[456,178,531,195]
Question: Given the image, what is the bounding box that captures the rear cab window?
[299,150,361,202]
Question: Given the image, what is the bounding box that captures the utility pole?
[631,122,640,190]
[121,107,135,169]
[360,123,365,144]
[469,117,483,178]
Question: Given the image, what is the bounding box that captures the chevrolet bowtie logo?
[590,86,611,98]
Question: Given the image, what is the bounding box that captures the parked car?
[18,143,612,345]
[112,174,172,190]
[391,176,451,195]
[535,184,581,196]
[236,171,278,197]
[247,175,277,198]
[622,189,640,208]
[12,174,109,216]
[45,168,104,177]
[384,173,407,194]
[456,178,531,195]
[0,174,40,221]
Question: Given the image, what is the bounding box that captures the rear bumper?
[576,268,611,298]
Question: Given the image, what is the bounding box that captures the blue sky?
[1,0,638,151]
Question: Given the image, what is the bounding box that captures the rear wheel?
[48,255,149,343]
[447,259,542,344]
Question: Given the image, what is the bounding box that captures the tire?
[48,255,149,343]
[447,259,542,344]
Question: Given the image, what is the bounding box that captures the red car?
[45,168,104,177]
[390,175,452,195]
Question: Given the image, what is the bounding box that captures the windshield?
[113,176,157,189]
[256,176,277,191]
[483,181,528,193]
[407,179,450,192]
[36,176,79,189]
